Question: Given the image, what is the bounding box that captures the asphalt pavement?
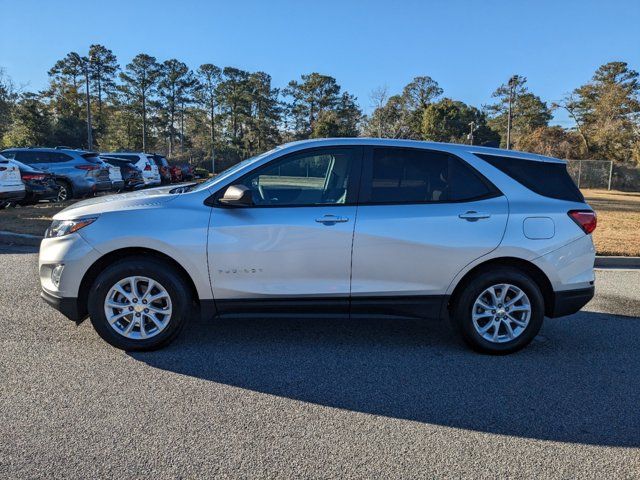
[1,245,639,479]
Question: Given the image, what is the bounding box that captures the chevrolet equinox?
[39,138,596,354]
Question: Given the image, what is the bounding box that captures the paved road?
[1,246,639,479]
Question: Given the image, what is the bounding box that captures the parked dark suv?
[149,154,172,184]
[1,148,112,201]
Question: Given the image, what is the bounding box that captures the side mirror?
[218,184,253,207]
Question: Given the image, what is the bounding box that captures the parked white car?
[41,139,596,354]
[100,152,161,187]
[0,154,26,207]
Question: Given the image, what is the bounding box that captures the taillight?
[568,210,597,234]
[144,163,151,171]
[22,174,47,181]
[0,166,6,171]
[75,165,99,171]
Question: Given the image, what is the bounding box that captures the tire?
[87,257,192,351]
[55,180,72,202]
[451,267,544,355]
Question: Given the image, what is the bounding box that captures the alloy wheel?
[103,276,173,340]
[471,283,531,343]
[57,185,68,202]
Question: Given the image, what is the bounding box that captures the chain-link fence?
[566,160,640,192]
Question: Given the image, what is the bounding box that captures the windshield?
[191,148,279,192]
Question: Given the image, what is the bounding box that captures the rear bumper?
[95,180,112,192]
[547,286,595,318]
[0,189,26,201]
[24,185,59,202]
[41,289,85,322]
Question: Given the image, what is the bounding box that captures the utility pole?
[85,68,92,150]
[468,121,477,145]
[506,75,519,150]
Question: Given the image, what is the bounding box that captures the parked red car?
[169,165,183,183]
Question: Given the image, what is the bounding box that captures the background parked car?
[0,154,25,208]
[180,164,194,181]
[1,148,112,201]
[97,158,124,192]
[11,159,59,204]
[149,154,171,184]
[169,165,183,183]
[101,157,145,190]
[101,152,161,187]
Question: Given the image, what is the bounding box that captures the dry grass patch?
[582,189,640,256]
[0,202,69,236]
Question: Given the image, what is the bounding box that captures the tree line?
[0,45,638,171]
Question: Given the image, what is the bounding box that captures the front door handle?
[458,211,491,221]
[315,214,349,224]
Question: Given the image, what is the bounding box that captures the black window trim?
[357,145,503,206]
[205,146,364,208]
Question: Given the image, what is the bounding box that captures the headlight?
[45,217,98,238]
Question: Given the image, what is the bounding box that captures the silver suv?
[39,139,596,354]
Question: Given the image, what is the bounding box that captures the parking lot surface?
[1,245,639,479]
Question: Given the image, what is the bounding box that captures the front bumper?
[41,289,85,322]
[547,286,595,318]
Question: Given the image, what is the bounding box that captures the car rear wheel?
[87,258,191,351]
[55,180,71,202]
[451,267,544,354]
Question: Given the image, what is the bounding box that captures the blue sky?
[1,0,639,126]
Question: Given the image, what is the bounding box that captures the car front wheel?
[87,258,191,351]
[451,267,544,354]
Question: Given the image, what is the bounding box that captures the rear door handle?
[315,214,349,224]
[458,211,491,221]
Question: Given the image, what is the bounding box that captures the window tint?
[106,154,140,162]
[1,151,16,159]
[15,151,51,164]
[236,148,355,206]
[81,153,102,163]
[449,156,496,201]
[475,153,584,202]
[48,152,73,162]
[362,148,497,204]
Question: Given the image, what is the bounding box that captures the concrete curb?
[594,256,640,269]
[0,231,42,247]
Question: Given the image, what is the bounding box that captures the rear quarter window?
[475,153,584,202]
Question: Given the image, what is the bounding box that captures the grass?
[0,201,69,236]
[582,189,640,257]
[2,188,639,256]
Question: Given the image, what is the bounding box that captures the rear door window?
[475,153,584,202]
[360,147,499,204]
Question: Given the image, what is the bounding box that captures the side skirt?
[205,295,449,321]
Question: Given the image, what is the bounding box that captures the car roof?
[101,152,148,155]
[1,147,96,155]
[275,138,566,164]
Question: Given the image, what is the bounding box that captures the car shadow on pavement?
[130,311,640,447]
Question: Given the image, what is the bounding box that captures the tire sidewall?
[88,258,190,351]
[453,268,544,354]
